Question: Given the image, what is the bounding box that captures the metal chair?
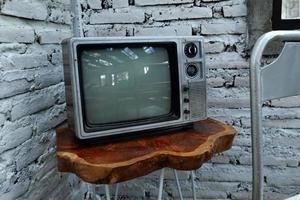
[250,31,300,200]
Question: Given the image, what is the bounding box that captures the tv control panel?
[181,39,206,121]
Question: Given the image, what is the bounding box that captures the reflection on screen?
[80,46,171,125]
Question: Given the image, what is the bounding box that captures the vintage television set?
[62,36,207,140]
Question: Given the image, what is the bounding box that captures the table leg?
[191,171,197,200]
[105,185,111,200]
[173,170,183,200]
[84,169,197,200]
[157,168,165,200]
[87,183,97,199]
[114,184,119,200]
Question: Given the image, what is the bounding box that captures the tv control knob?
[184,43,198,58]
[184,98,190,103]
[186,64,198,78]
[184,110,190,114]
[183,86,189,92]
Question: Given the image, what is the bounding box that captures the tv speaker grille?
[188,82,205,119]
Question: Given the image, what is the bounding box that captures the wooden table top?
[56,118,236,184]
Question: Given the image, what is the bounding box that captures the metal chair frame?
[250,30,300,200]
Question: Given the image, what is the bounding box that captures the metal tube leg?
[191,171,196,200]
[250,54,264,200]
[114,184,119,200]
[87,183,96,200]
[105,185,111,200]
[251,120,263,200]
[173,170,183,200]
[157,168,165,200]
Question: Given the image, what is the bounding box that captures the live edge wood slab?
[56,118,236,184]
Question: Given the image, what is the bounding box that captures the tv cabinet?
[56,118,235,198]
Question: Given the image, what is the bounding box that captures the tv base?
[56,118,235,184]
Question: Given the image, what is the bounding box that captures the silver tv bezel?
[63,36,207,139]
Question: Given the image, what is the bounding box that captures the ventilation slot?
[188,82,206,119]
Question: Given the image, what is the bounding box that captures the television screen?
[79,45,175,126]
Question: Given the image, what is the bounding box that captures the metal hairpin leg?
[157,168,165,200]
[173,170,184,200]
[191,170,197,200]
[158,169,194,200]
[99,184,119,200]
[86,183,97,199]
[105,185,111,200]
[85,169,196,200]
[114,184,119,200]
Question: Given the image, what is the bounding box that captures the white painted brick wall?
[1,0,299,199]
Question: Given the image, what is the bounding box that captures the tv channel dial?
[186,64,198,78]
[184,42,198,58]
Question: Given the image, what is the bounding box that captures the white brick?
[202,20,247,35]
[10,84,65,121]
[197,163,252,182]
[54,0,71,5]
[0,125,32,154]
[135,0,193,6]
[204,41,225,53]
[209,97,250,108]
[197,181,239,192]
[231,191,251,200]
[0,179,30,200]
[204,35,241,46]
[0,79,32,99]
[34,66,64,90]
[1,0,48,20]
[48,8,71,25]
[134,25,192,36]
[36,29,72,44]
[0,43,27,53]
[266,167,300,186]
[0,26,35,43]
[7,53,49,69]
[0,117,32,153]
[271,96,300,107]
[90,8,145,24]
[15,130,55,170]
[87,0,102,9]
[84,25,127,37]
[207,77,225,87]
[223,4,247,17]
[152,7,212,21]
[206,52,248,69]
[113,0,129,8]
[33,104,66,133]
[234,76,249,87]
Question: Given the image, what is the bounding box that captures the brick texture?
[1,0,299,199]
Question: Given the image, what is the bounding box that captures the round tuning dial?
[184,43,198,58]
[186,64,198,78]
